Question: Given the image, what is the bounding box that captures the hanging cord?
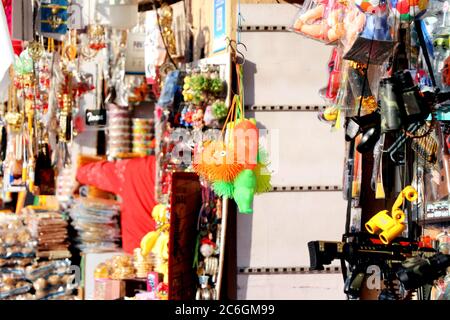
[342,33,376,288]
[153,2,178,69]
[345,36,376,234]
[237,0,243,44]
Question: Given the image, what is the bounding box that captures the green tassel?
[212,181,235,198]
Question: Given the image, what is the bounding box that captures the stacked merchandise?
[69,197,121,253]
[132,118,155,156]
[107,255,135,280]
[95,252,158,280]
[107,104,132,158]
[0,214,35,300]
[24,209,78,300]
[25,259,77,300]
[133,248,157,278]
[0,212,78,300]
[24,209,71,260]
[93,252,166,300]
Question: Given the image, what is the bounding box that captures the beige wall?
[190,0,214,59]
[190,0,303,58]
[240,0,302,3]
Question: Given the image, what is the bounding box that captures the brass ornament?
[63,44,77,61]
[359,95,378,113]
[158,4,177,56]
[28,41,44,62]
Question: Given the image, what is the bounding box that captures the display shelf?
[138,0,182,12]
[238,266,341,275]
[237,273,345,300]
[249,112,345,187]
[270,185,342,192]
[239,25,288,32]
[418,217,450,226]
[237,192,346,268]
[245,105,327,112]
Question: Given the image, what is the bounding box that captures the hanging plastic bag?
[291,0,347,43]
[344,1,394,65]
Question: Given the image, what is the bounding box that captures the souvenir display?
[0,212,77,300]
[1,0,269,302]
[69,197,121,253]
[6,0,450,303]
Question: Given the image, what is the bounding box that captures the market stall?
[288,0,450,300]
[0,0,271,301]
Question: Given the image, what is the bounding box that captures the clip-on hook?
[226,37,247,66]
[385,122,421,164]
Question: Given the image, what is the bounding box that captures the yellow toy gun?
[365,186,418,244]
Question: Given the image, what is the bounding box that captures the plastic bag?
[0,281,32,299]
[291,0,346,43]
[343,1,394,65]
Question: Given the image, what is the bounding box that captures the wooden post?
[215,196,228,299]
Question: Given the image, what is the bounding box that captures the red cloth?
[76,156,157,253]
[2,0,22,55]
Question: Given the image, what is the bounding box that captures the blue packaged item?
[40,0,69,36]
[157,70,181,107]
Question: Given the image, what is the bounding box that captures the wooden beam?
[138,0,183,12]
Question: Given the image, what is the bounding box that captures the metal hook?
[385,123,421,164]
[235,41,247,66]
[226,37,247,66]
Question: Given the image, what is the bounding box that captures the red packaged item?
[325,47,342,101]
[146,272,160,296]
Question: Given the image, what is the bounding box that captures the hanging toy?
[194,62,272,214]
[180,105,195,127]
[199,237,217,258]
[344,0,393,65]
[232,169,257,214]
[204,105,220,127]
[212,147,272,211]
[442,55,450,87]
[193,140,244,182]
[291,0,347,43]
[192,108,205,130]
[365,186,418,244]
[209,77,224,95]
[389,0,429,21]
[232,118,259,170]
[354,0,384,13]
[13,50,34,76]
[140,204,169,256]
[212,100,228,120]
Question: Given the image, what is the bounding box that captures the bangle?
[209,257,218,276]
